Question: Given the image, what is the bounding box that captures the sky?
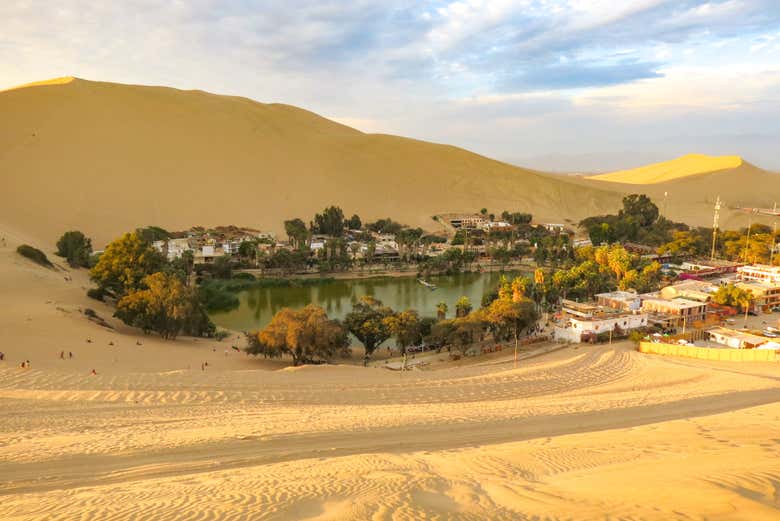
[2,0,780,171]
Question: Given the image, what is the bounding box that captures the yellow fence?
[639,341,779,362]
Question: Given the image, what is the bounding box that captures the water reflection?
[210,271,525,332]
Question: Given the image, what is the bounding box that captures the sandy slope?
[0,77,623,247]
[588,153,744,184]
[1,226,779,520]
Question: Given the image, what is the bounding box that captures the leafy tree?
[238,240,257,262]
[115,272,211,339]
[345,296,395,361]
[347,214,362,230]
[284,218,310,249]
[501,211,533,225]
[313,206,346,236]
[135,226,171,244]
[455,296,472,317]
[436,301,448,320]
[366,218,404,235]
[713,284,753,311]
[90,232,164,297]
[384,309,423,354]
[252,305,349,365]
[56,231,93,267]
[620,194,659,227]
[484,297,538,362]
[449,314,487,355]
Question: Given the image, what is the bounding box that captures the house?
[735,280,780,312]
[151,238,193,261]
[659,280,717,303]
[640,295,708,327]
[555,300,648,343]
[539,223,566,233]
[707,327,772,349]
[596,291,641,312]
[737,264,780,285]
[440,213,489,230]
[194,245,225,264]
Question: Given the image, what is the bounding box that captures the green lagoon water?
[210,271,525,332]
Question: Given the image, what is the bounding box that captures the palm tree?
[436,301,448,320]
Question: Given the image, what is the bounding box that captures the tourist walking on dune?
[60,350,65,359]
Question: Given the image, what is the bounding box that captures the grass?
[16,244,53,268]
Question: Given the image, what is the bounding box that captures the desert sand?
[1,225,779,520]
[588,153,744,184]
[4,78,777,249]
[0,77,624,247]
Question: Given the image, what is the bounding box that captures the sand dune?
[1,226,779,519]
[588,153,744,184]
[0,77,623,246]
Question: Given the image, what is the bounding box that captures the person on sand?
[90,369,97,376]
[0,351,5,361]
[60,350,65,359]
[86,338,92,343]
[20,361,26,369]
[26,360,31,369]
[68,351,73,359]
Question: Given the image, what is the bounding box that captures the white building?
[556,312,648,343]
[737,264,780,285]
[707,327,771,349]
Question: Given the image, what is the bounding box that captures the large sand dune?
[0,77,624,246]
[1,226,779,519]
[588,153,744,184]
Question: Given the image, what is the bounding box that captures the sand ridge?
[588,153,744,184]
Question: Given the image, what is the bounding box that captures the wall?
[639,341,779,362]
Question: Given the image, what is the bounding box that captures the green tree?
[484,297,538,366]
[455,296,472,317]
[90,232,164,297]
[436,301,448,320]
[313,206,346,236]
[620,194,659,227]
[345,296,395,362]
[252,305,349,365]
[56,231,93,267]
[347,214,362,230]
[284,218,310,249]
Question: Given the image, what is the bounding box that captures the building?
[640,295,708,328]
[194,245,225,264]
[707,327,772,349]
[677,259,743,279]
[539,223,566,233]
[596,291,641,312]
[442,213,489,230]
[659,280,717,303]
[737,264,780,285]
[151,238,194,261]
[735,281,780,312]
[555,299,648,343]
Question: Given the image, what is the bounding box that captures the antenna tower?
[710,196,721,261]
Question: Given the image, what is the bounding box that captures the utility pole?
[710,196,721,261]
[744,209,757,264]
[771,202,778,266]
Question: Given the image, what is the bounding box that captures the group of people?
[59,350,74,359]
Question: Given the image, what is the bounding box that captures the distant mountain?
[0,77,622,245]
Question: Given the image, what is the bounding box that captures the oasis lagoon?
[210,271,526,332]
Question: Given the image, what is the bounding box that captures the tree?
[252,305,348,365]
[484,297,538,366]
[284,218,310,249]
[238,240,257,264]
[347,214,362,230]
[313,206,346,236]
[449,313,487,356]
[436,301,448,320]
[607,244,631,282]
[115,272,211,339]
[384,310,423,354]
[56,230,93,267]
[713,284,752,311]
[620,194,659,227]
[135,226,171,244]
[455,296,472,317]
[344,296,395,362]
[90,232,164,297]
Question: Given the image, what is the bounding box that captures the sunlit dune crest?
[589,153,744,184]
[0,76,77,92]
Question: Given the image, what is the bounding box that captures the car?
[763,331,779,338]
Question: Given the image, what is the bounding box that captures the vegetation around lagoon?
[16,244,54,268]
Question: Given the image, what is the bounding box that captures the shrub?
[84,308,98,318]
[17,245,53,268]
[214,330,231,341]
[87,288,106,301]
[56,231,92,268]
[232,272,256,281]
